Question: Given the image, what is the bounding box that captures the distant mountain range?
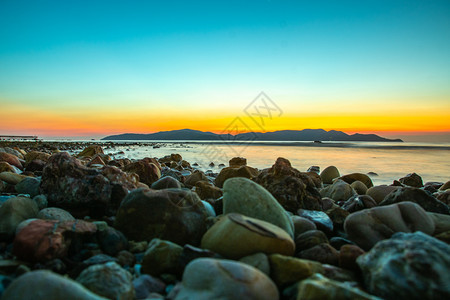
[102,129,403,142]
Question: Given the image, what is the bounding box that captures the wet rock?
[427,212,450,235]
[97,226,128,256]
[141,238,183,276]
[177,244,219,271]
[115,188,208,246]
[0,162,16,173]
[0,172,27,185]
[380,187,450,214]
[76,262,134,300]
[229,157,247,167]
[296,273,379,300]
[366,185,400,204]
[338,244,365,271]
[440,181,450,191]
[325,206,349,230]
[268,254,324,287]
[24,151,51,165]
[297,209,333,234]
[295,230,329,252]
[320,166,340,184]
[193,180,222,200]
[223,177,294,238]
[399,172,423,187]
[13,219,97,262]
[0,152,23,170]
[150,176,182,190]
[255,157,323,212]
[0,196,39,240]
[357,232,450,299]
[201,213,295,259]
[291,216,316,236]
[1,270,107,300]
[239,253,271,276]
[344,202,435,250]
[339,173,373,189]
[184,170,208,188]
[214,165,258,188]
[172,258,278,300]
[341,195,377,213]
[351,180,368,195]
[297,243,339,265]
[77,145,104,159]
[133,275,166,299]
[40,153,138,218]
[15,177,41,198]
[124,161,161,186]
[320,179,356,202]
[37,207,75,222]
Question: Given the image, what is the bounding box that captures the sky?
[0,0,449,142]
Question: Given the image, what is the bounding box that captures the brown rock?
[366,185,400,204]
[76,145,104,158]
[339,244,365,271]
[0,162,16,173]
[194,180,223,200]
[399,172,423,187]
[124,161,161,186]
[184,170,208,188]
[297,243,339,265]
[24,151,51,164]
[440,181,450,191]
[339,173,373,189]
[229,157,247,167]
[0,152,23,170]
[214,165,258,188]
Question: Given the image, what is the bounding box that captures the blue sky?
[0,0,449,140]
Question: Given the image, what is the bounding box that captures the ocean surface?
[84,140,450,186]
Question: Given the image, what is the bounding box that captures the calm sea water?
[95,140,450,186]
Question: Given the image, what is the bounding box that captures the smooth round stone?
[24,151,51,164]
[357,232,450,299]
[0,162,16,173]
[439,181,450,191]
[97,226,128,256]
[2,270,107,300]
[37,207,75,222]
[341,195,377,213]
[76,262,134,300]
[141,238,183,276]
[33,194,48,210]
[239,253,271,276]
[150,176,182,190]
[0,172,27,185]
[366,185,400,204]
[296,273,378,300]
[201,213,295,259]
[291,216,317,237]
[193,181,223,200]
[184,170,208,188]
[223,177,294,238]
[133,274,166,299]
[320,179,356,202]
[350,180,368,195]
[427,212,450,234]
[338,244,365,271]
[0,152,23,170]
[297,243,339,265]
[0,196,39,239]
[15,177,41,198]
[320,166,340,184]
[214,165,258,188]
[339,173,373,189]
[344,202,435,250]
[173,258,279,300]
[268,254,324,287]
[295,230,329,252]
[201,200,216,217]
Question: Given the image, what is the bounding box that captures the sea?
[78,140,450,186]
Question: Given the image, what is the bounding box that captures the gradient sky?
[0,0,449,141]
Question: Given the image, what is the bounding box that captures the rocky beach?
[0,141,449,300]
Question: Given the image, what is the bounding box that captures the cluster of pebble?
[0,142,449,300]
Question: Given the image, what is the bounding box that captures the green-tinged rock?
[268,254,324,287]
[141,238,183,276]
[223,177,294,238]
[37,207,75,222]
[77,145,104,158]
[201,213,295,259]
[172,258,279,300]
[2,270,107,300]
[239,253,271,276]
[76,262,134,300]
[0,196,39,240]
[296,273,380,300]
[357,232,450,299]
[15,177,41,198]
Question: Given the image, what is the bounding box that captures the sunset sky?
[0,0,449,141]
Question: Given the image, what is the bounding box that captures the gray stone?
[320,179,356,202]
[320,166,340,184]
[141,238,183,276]
[37,207,75,222]
[357,232,450,299]
[0,196,39,240]
[239,253,270,276]
[15,177,41,198]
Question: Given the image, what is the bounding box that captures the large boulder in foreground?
[40,152,138,218]
[344,202,435,250]
[115,188,209,246]
[223,177,294,238]
[254,157,322,212]
[1,270,107,300]
[357,232,450,299]
[171,258,279,300]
